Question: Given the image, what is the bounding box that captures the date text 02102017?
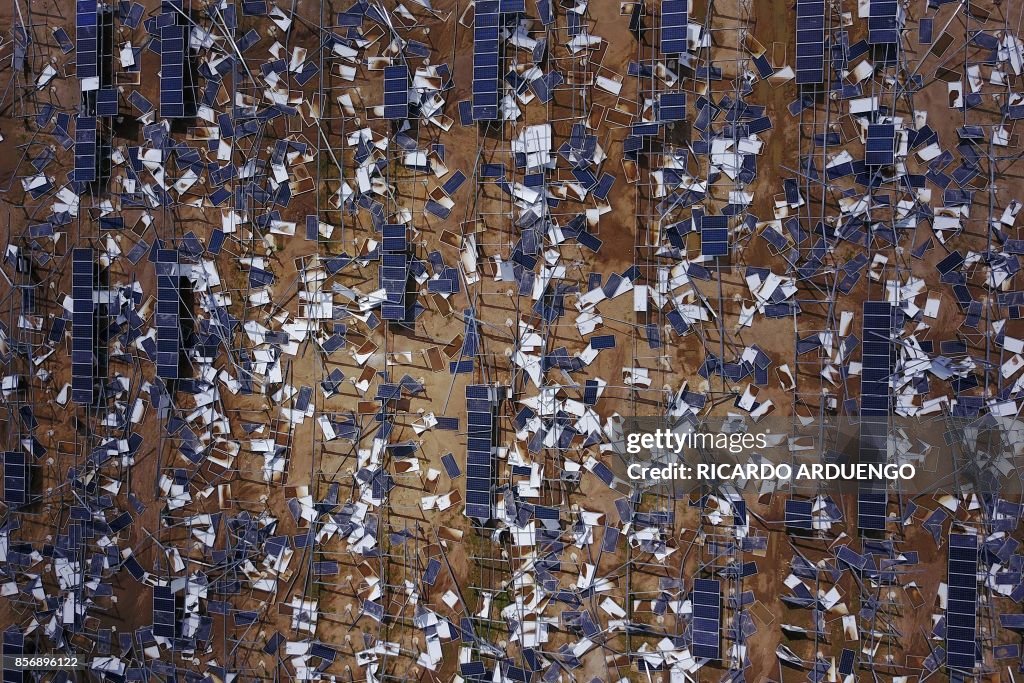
[3,655,86,671]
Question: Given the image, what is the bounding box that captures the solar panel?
[795,0,825,84]
[383,65,409,120]
[76,0,99,82]
[946,533,978,671]
[866,123,896,165]
[97,88,118,116]
[660,0,687,54]
[153,585,176,638]
[700,215,729,257]
[2,452,28,507]
[838,649,855,675]
[472,0,501,120]
[156,249,181,379]
[784,499,813,529]
[160,24,187,118]
[867,0,901,44]
[660,92,686,121]
[74,116,98,182]
[690,579,721,659]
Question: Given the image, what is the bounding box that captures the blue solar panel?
[383,65,409,119]
[660,92,686,121]
[795,0,825,84]
[660,0,687,54]
[785,499,813,529]
[160,25,187,118]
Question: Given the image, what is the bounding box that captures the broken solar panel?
[472,0,501,121]
[383,65,409,120]
[795,0,825,84]
[866,123,896,166]
[159,24,187,118]
[660,0,687,54]
[71,248,95,404]
[946,533,979,671]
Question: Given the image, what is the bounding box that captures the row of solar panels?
[153,585,177,638]
[380,224,408,321]
[2,452,29,508]
[72,248,95,404]
[156,249,181,379]
[691,578,721,660]
[660,0,687,54]
[383,65,410,120]
[700,215,729,257]
[795,0,825,84]
[472,0,501,120]
[465,384,498,520]
[76,0,99,81]
[946,533,979,671]
[858,301,893,531]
